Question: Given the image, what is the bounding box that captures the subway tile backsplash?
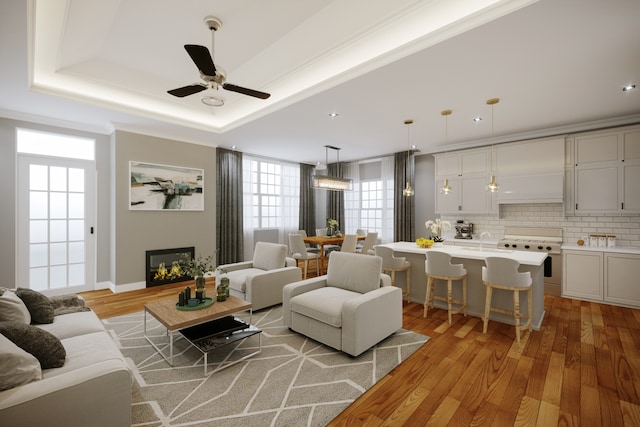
[441,204,640,248]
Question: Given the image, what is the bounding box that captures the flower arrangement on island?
[425,219,452,242]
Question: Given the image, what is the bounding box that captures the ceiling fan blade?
[184,44,217,76]
[223,83,271,99]
[167,83,207,97]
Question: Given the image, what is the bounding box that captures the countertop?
[562,244,640,255]
[379,242,547,266]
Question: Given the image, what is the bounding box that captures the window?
[344,157,394,243]
[242,156,300,256]
[17,128,95,160]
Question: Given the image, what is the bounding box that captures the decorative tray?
[176,297,214,311]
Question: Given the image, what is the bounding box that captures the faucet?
[480,232,491,251]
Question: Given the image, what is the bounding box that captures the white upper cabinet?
[434,147,494,214]
[574,125,640,213]
[495,137,565,204]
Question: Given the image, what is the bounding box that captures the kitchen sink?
[460,247,513,253]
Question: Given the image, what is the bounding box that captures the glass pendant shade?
[441,178,452,194]
[403,182,415,197]
[487,174,499,192]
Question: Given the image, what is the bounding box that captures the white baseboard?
[109,281,146,294]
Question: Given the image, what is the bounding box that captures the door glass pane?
[69,242,84,263]
[50,266,67,289]
[30,267,48,291]
[30,243,48,267]
[50,220,67,242]
[68,193,84,218]
[68,220,84,241]
[30,192,48,219]
[50,193,67,218]
[30,220,48,243]
[68,168,84,192]
[50,167,67,191]
[30,165,48,191]
[50,242,67,265]
[68,264,84,286]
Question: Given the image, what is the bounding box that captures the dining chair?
[316,228,340,255]
[339,234,358,253]
[356,232,377,255]
[296,229,320,253]
[288,233,320,279]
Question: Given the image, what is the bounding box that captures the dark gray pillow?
[0,321,66,369]
[16,288,54,324]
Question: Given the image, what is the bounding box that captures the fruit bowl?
[416,238,434,248]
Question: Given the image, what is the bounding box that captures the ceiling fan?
[167,16,271,106]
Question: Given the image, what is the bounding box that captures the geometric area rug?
[102,305,430,427]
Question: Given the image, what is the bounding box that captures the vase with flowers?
[326,218,339,236]
[425,219,452,243]
[181,254,215,301]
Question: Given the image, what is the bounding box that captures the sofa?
[216,241,302,311]
[0,288,132,427]
[282,251,403,357]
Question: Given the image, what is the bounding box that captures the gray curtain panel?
[327,162,345,232]
[394,151,414,242]
[299,163,316,235]
[216,147,244,265]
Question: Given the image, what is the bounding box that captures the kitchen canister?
[608,236,616,247]
[590,235,599,247]
[598,235,607,247]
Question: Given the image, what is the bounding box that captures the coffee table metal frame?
[143,295,261,375]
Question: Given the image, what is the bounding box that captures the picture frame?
[129,161,204,211]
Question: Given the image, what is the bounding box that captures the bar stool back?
[375,246,411,302]
[424,251,467,324]
[481,256,532,343]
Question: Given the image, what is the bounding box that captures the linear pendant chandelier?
[312,145,352,191]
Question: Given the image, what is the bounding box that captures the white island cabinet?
[377,242,547,330]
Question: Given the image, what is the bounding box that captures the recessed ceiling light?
[473,117,482,122]
[623,84,636,92]
[329,112,339,118]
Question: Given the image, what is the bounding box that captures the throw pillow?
[0,333,42,390]
[50,294,91,316]
[16,288,54,324]
[0,290,32,324]
[0,321,66,369]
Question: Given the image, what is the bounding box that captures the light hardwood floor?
[80,262,640,426]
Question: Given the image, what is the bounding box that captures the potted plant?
[326,217,339,236]
[181,254,215,299]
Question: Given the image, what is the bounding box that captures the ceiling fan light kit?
[167,15,271,105]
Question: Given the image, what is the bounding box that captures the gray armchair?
[282,251,402,357]
[216,242,301,311]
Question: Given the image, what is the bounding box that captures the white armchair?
[283,251,403,357]
[216,242,301,311]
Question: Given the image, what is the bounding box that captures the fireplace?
[145,247,194,288]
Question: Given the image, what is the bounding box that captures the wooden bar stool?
[424,251,467,324]
[482,257,532,343]
[375,246,411,302]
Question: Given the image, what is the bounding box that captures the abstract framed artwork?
[129,161,204,211]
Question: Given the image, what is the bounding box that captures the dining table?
[303,234,365,272]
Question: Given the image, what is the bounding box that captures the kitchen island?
[377,242,547,330]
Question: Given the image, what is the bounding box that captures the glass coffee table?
[144,295,261,375]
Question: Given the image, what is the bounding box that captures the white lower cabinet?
[605,253,640,307]
[563,250,603,301]
[563,249,640,308]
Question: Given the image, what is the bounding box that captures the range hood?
[496,172,564,204]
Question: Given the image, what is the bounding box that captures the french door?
[17,155,96,295]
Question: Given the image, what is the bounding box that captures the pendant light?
[440,109,452,194]
[312,145,352,191]
[403,119,415,197]
[486,98,500,192]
